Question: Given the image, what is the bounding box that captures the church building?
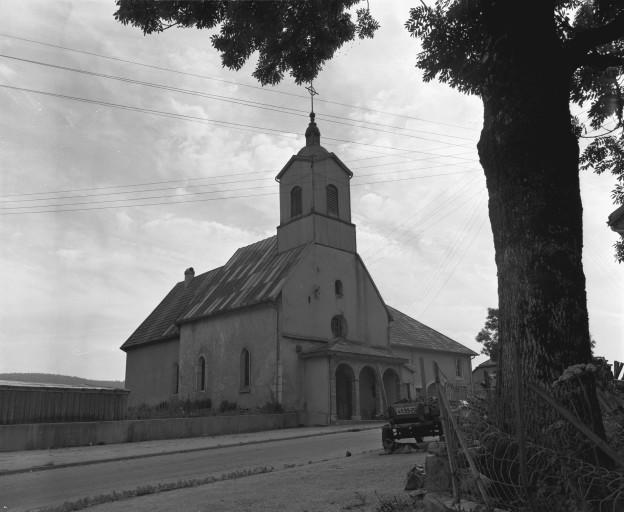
[121,115,476,425]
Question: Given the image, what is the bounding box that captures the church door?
[335,364,354,420]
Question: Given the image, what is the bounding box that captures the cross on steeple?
[304,82,320,146]
[305,83,318,114]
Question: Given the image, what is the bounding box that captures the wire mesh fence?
[433,362,624,512]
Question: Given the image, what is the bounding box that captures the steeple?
[305,112,321,146]
[275,112,356,254]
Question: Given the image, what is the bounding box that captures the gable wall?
[178,305,278,410]
[391,345,472,399]
[281,245,388,346]
[125,338,179,407]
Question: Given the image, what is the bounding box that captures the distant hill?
[0,373,124,389]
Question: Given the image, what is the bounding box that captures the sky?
[0,1,622,381]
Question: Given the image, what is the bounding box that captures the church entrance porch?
[335,364,355,420]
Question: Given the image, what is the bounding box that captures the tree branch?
[567,12,624,65]
[578,51,624,71]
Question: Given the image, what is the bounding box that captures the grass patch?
[38,465,275,512]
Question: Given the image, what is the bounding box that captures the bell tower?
[275,113,356,253]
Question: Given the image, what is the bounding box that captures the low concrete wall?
[0,412,300,451]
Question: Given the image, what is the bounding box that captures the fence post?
[435,362,460,503]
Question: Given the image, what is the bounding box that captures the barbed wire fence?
[433,359,624,511]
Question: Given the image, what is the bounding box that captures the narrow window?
[326,185,338,216]
[173,363,179,394]
[240,348,251,390]
[455,358,463,378]
[335,279,343,297]
[331,315,347,338]
[290,186,302,218]
[198,356,206,392]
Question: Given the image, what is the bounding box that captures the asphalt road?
[0,429,382,511]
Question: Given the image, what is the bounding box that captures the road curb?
[0,423,383,476]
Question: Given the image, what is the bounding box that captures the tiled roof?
[181,236,306,321]
[121,267,221,350]
[387,306,477,356]
[122,236,306,350]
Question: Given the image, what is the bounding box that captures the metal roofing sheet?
[387,306,476,355]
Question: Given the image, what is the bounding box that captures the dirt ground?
[86,448,426,512]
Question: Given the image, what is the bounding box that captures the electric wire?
[0,84,478,160]
[0,32,480,132]
[0,53,477,146]
[0,170,477,215]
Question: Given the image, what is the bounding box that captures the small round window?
[331,315,348,338]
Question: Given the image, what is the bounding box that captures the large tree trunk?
[476,18,606,445]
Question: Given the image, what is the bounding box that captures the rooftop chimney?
[184,267,195,287]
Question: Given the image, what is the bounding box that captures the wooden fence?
[0,383,129,424]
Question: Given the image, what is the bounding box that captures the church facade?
[121,116,476,425]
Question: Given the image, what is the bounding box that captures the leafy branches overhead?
[114,0,379,85]
[405,0,624,260]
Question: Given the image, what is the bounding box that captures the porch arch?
[359,366,377,420]
[382,368,401,406]
[335,363,355,420]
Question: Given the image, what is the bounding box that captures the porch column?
[329,357,337,423]
[352,377,361,421]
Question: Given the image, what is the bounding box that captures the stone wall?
[0,412,299,451]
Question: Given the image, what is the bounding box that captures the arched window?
[331,314,348,338]
[173,363,179,394]
[198,356,206,392]
[334,279,343,297]
[240,348,251,390]
[326,185,338,216]
[290,186,302,218]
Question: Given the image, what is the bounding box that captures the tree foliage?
[405,1,624,260]
[475,308,499,362]
[114,0,379,85]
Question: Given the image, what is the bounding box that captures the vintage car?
[381,398,442,453]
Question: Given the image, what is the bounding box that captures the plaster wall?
[391,346,472,398]
[178,306,278,410]
[125,339,179,407]
[302,357,330,425]
[281,245,388,346]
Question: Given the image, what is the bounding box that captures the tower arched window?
[290,186,302,218]
[198,356,206,392]
[327,185,338,216]
[240,348,251,391]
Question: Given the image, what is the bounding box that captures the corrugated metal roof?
[122,236,307,350]
[121,267,221,351]
[387,306,477,356]
[181,236,306,320]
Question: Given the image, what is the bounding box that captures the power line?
[1,162,479,204]
[0,32,480,132]
[0,53,477,146]
[0,84,479,160]
[0,170,477,215]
